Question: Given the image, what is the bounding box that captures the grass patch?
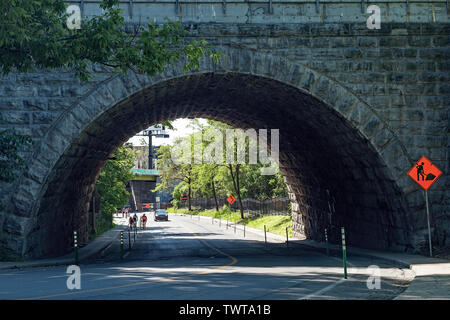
[167,207,242,221]
[243,215,292,238]
[167,207,292,237]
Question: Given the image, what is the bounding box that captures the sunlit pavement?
[0,214,412,300]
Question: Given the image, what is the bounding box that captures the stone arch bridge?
[0,1,448,258]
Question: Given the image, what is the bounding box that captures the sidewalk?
[0,217,128,270]
[181,213,450,300]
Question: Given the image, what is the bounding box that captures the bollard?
[226,218,228,229]
[128,227,131,250]
[325,228,329,256]
[234,221,236,233]
[120,231,124,259]
[219,218,221,227]
[244,223,246,237]
[286,227,289,249]
[73,230,79,265]
[264,225,267,247]
[341,227,347,279]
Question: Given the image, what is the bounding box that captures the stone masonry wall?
[0,21,448,257]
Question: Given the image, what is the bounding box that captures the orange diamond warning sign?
[227,195,236,205]
[408,156,443,190]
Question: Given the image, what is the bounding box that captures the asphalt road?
[0,214,411,300]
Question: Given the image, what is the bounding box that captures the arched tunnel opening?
[28,72,411,258]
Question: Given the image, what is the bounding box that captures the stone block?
[298,71,316,92]
[347,103,371,127]
[379,140,411,179]
[359,115,383,139]
[0,111,30,125]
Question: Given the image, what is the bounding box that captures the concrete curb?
[0,218,128,270]
[175,212,450,300]
[2,213,448,299]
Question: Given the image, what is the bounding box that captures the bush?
[88,212,115,240]
[171,199,180,209]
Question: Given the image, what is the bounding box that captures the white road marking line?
[299,278,347,300]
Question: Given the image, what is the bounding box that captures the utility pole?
[135,125,169,170]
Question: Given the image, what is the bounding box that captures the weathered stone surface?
[0,21,448,258]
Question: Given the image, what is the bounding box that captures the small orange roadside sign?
[145,203,150,209]
[227,195,236,205]
[407,156,443,190]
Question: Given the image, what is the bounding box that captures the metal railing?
[180,197,290,216]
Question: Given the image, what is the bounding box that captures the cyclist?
[129,216,134,229]
[142,214,147,230]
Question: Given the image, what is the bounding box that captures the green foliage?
[0,123,33,211]
[0,129,32,184]
[95,145,135,215]
[0,0,221,81]
[88,212,115,240]
[156,119,288,213]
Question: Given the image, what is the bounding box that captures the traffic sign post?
[425,189,432,257]
[325,228,329,256]
[407,156,443,257]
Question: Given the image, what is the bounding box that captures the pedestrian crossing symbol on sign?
[407,156,442,190]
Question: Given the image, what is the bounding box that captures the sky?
[127,118,208,146]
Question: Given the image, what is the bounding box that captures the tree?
[240,165,288,201]
[0,0,219,204]
[154,119,288,216]
[0,0,220,81]
[95,145,135,218]
[193,164,223,211]
[154,140,195,211]
[203,120,248,218]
